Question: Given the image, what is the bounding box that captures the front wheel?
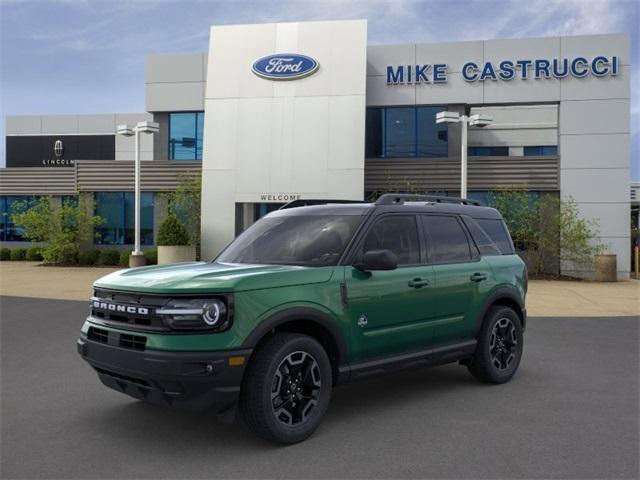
[239,333,332,444]
[468,306,523,384]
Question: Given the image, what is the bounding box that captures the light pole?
[116,121,159,267]
[436,111,493,198]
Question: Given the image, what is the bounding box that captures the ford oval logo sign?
[252,54,319,80]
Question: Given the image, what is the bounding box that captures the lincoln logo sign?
[386,55,620,84]
[252,54,319,80]
[54,139,64,158]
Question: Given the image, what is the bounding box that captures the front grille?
[119,333,146,351]
[91,289,169,331]
[88,326,109,344]
[87,326,147,351]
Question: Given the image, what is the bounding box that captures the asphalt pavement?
[1,296,638,479]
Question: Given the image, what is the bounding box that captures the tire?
[468,306,523,384]
[239,333,332,444]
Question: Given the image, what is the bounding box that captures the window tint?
[423,215,472,263]
[523,145,558,156]
[463,217,502,256]
[476,218,514,254]
[95,192,154,245]
[468,146,509,156]
[218,215,362,267]
[0,196,39,241]
[364,106,448,159]
[361,216,420,265]
[169,112,204,160]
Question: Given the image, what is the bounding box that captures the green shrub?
[10,248,27,261]
[26,247,43,261]
[43,242,78,265]
[119,250,131,267]
[144,249,158,265]
[79,249,101,266]
[98,249,120,266]
[0,248,11,261]
[157,214,190,246]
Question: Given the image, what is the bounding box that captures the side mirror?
[354,249,398,271]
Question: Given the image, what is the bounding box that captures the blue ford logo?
[252,54,319,80]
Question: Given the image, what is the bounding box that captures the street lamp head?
[436,111,461,124]
[135,121,160,134]
[116,124,134,137]
[469,114,493,127]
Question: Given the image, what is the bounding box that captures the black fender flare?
[476,287,526,334]
[241,307,348,366]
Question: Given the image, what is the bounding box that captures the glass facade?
[365,106,448,158]
[468,146,509,156]
[169,112,204,160]
[94,192,154,245]
[524,146,558,156]
[0,196,38,241]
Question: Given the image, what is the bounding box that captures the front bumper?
[77,336,252,413]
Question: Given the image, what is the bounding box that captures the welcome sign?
[386,55,620,84]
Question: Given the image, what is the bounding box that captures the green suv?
[78,194,527,444]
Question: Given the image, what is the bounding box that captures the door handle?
[408,278,430,288]
[470,272,488,282]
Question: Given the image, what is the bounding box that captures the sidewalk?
[0,261,638,317]
[0,261,118,301]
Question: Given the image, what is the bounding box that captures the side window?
[361,215,420,265]
[463,217,502,256]
[476,218,515,254]
[422,215,472,263]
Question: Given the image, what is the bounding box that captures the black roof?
[273,195,503,220]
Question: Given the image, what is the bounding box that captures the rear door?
[421,214,492,343]
[344,214,437,362]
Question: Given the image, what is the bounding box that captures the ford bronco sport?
[78,194,527,444]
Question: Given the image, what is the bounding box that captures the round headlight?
[203,301,225,326]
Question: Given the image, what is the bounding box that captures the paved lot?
[1,296,638,479]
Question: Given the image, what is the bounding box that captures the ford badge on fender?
[252,53,319,80]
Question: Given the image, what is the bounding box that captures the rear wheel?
[239,333,332,444]
[468,306,523,384]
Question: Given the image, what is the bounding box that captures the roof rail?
[279,199,365,210]
[375,193,483,206]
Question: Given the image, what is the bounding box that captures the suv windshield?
[217,214,363,267]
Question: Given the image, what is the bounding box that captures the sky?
[1,0,638,178]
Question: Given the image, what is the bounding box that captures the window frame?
[347,213,425,268]
[365,105,449,160]
[94,192,155,246]
[168,111,204,160]
[420,213,481,266]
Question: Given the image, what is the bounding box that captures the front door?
[345,215,437,362]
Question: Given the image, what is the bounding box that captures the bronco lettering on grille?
[92,300,149,315]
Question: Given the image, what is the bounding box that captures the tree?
[487,187,604,277]
[487,187,538,251]
[164,173,201,246]
[157,214,190,246]
[11,196,103,265]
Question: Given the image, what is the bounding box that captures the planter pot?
[594,254,617,282]
[157,245,196,265]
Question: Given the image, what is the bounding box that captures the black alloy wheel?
[490,317,518,371]
[271,351,322,426]
[467,306,523,384]
[240,333,332,444]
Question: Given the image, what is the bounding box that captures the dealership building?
[0,20,632,277]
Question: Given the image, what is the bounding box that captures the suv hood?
[93,262,336,294]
